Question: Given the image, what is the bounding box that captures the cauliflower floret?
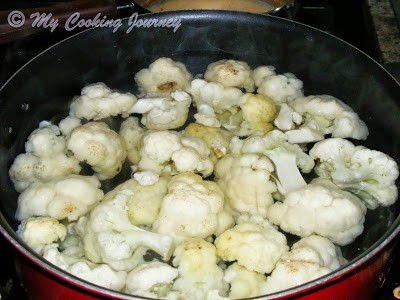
[138,130,214,177]
[252,65,276,87]
[257,72,303,104]
[233,130,315,194]
[153,173,234,244]
[58,116,81,136]
[69,82,137,120]
[214,153,277,218]
[130,90,192,130]
[67,122,127,180]
[102,176,169,226]
[183,123,233,162]
[9,123,81,192]
[43,243,127,291]
[260,235,342,295]
[282,95,369,143]
[9,152,81,192]
[204,59,255,92]
[24,124,66,156]
[224,262,267,299]
[215,215,288,274]
[172,238,229,300]
[80,187,173,271]
[273,103,302,131]
[267,180,367,245]
[186,78,244,124]
[119,117,145,165]
[15,175,104,222]
[236,93,277,136]
[135,57,192,96]
[17,216,67,254]
[309,138,399,209]
[126,262,179,297]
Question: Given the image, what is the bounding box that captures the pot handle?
[0,0,137,44]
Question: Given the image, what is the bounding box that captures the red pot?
[0,10,399,299]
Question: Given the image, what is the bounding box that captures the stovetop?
[0,0,399,299]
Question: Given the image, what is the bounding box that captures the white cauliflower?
[236,93,277,136]
[17,216,67,254]
[214,153,277,218]
[215,215,288,274]
[278,95,369,143]
[43,243,127,291]
[223,262,267,299]
[256,72,303,104]
[15,175,104,222]
[252,65,276,87]
[267,180,367,245]
[9,124,81,191]
[138,130,214,177]
[58,116,81,136]
[25,124,66,156]
[102,176,169,226]
[67,122,127,180]
[130,90,191,130]
[153,173,234,244]
[232,130,315,194]
[135,57,192,96]
[186,78,244,125]
[204,59,255,92]
[260,235,342,295]
[69,82,137,120]
[80,187,173,272]
[126,262,179,297]
[172,238,229,300]
[309,138,399,209]
[183,123,233,162]
[119,117,145,165]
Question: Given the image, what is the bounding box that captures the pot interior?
[0,10,399,297]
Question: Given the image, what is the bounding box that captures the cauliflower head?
[256,72,303,104]
[309,138,399,209]
[67,122,127,180]
[9,124,81,192]
[204,59,255,92]
[69,82,137,120]
[260,235,341,295]
[119,117,145,165]
[215,153,277,218]
[282,95,369,142]
[153,173,234,244]
[232,130,315,194]
[81,187,173,271]
[237,93,277,136]
[138,130,214,177]
[215,215,288,274]
[135,57,192,96]
[126,262,179,297]
[43,243,127,291]
[172,238,229,300]
[267,180,367,245]
[15,175,104,222]
[186,78,244,116]
[183,123,234,162]
[102,176,169,226]
[223,262,267,299]
[130,90,191,130]
[17,216,67,254]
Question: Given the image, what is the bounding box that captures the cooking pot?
[0,10,399,300]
